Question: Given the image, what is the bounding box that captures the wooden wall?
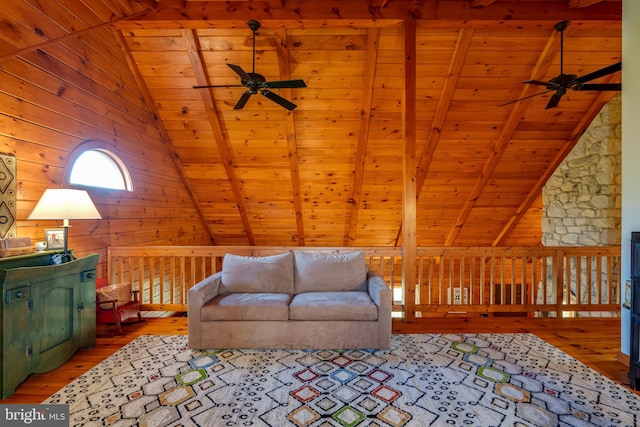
[0,18,213,277]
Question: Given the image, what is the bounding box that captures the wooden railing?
[107,246,621,318]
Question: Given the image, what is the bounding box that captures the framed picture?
[44,228,65,250]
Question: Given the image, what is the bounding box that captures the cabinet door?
[31,277,80,372]
[2,285,32,398]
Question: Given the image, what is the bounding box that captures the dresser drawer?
[5,286,30,305]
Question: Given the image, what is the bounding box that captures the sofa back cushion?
[221,252,294,294]
[294,251,367,293]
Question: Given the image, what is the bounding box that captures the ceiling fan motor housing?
[247,20,261,32]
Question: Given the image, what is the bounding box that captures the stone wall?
[542,95,622,246]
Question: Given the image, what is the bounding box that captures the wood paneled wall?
[0,14,213,276]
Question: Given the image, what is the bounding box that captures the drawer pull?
[15,291,24,298]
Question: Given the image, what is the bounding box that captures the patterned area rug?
[44,334,640,426]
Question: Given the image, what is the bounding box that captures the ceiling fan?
[500,20,621,110]
[193,20,307,110]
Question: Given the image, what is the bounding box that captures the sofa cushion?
[201,293,291,321]
[221,252,294,294]
[289,291,377,321]
[294,251,367,293]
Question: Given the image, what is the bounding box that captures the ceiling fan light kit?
[193,20,307,110]
[500,20,621,110]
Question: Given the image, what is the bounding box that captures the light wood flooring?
[0,316,636,404]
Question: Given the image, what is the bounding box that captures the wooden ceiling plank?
[104,0,148,15]
[274,28,305,246]
[415,28,474,197]
[45,0,108,29]
[136,0,158,11]
[0,1,68,50]
[0,9,150,63]
[113,29,216,245]
[82,0,138,21]
[444,24,563,246]
[183,28,255,245]
[346,28,380,246]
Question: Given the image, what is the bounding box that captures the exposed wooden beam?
[346,28,380,246]
[403,19,417,322]
[112,29,217,245]
[266,0,285,7]
[444,23,566,246]
[569,0,606,7]
[111,0,620,30]
[183,29,256,245]
[471,0,498,7]
[155,0,187,9]
[274,29,305,246]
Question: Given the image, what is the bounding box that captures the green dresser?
[0,251,99,398]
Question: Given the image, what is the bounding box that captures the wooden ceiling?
[3,0,622,247]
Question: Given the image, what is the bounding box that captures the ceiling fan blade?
[263,79,307,89]
[573,61,621,84]
[234,91,253,109]
[524,79,554,87]
[545,92,564,110]
[227,63,252,82]
[497,89,554,107]
[261,90,297,110]
[193,84,245,89]
[574,83,621,91]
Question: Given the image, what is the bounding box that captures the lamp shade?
[28,189,102,220]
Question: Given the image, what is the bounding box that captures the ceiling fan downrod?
[247,19,260,74]
[555,20,568,76]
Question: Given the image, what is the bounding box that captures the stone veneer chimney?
[542,95,621,246]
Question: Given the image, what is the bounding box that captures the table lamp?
[28,189,102,262]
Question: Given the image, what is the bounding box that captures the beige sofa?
[187,251,391,350]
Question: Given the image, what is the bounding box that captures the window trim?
[65,141,133,191]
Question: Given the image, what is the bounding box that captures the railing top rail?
[107,246,403,257]
[107,245,620,257]
[415,246,620,257]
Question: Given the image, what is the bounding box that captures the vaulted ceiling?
[2,0,622,247]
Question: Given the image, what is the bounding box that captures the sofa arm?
[188,272,222,310]
[188,272,222,349]
[367,271,391,308]
[367,271,392,349]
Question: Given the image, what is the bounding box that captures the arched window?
[68,146,133,191]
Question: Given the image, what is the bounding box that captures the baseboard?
[617,351,630,367]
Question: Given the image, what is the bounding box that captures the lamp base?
[63,225,70,263]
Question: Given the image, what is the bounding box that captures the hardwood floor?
[0,316,635,404]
